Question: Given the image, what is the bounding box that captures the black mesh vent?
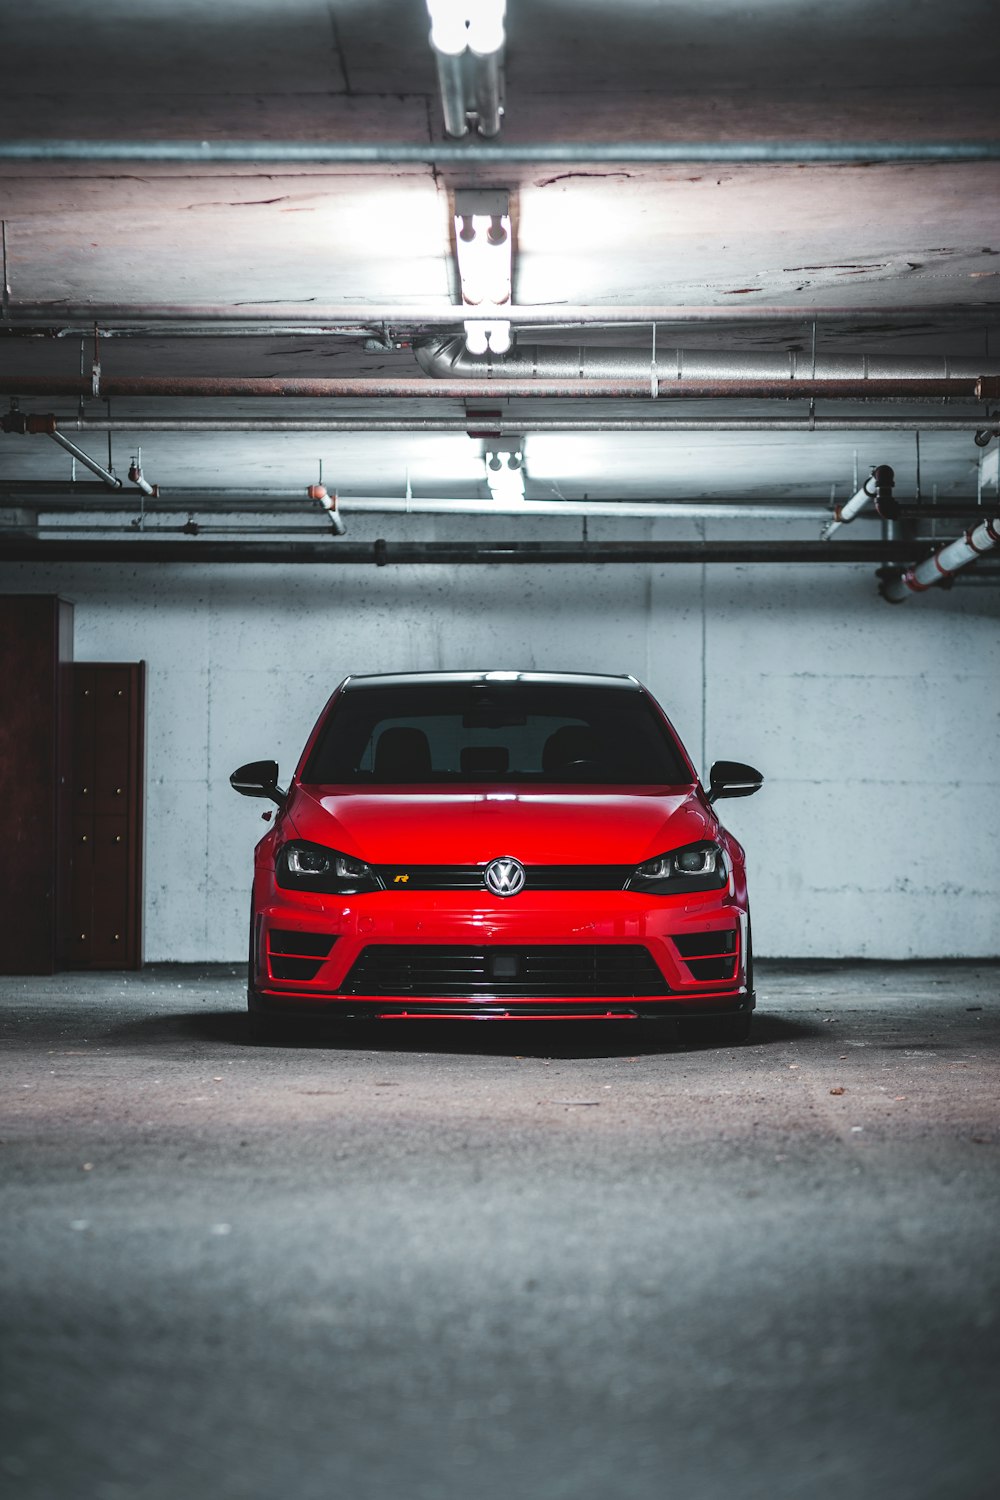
[673,930,737,958]
[684,957,738,981]
[269,955,324,981]
[374,865,632,891]
[339,944,670,999]
[269,930,337,958]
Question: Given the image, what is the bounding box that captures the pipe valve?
[866,464,899,518]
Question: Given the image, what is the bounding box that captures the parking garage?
[1,4,999,1498]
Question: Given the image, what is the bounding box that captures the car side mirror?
[707,760,763,803]
[230,759,286,807]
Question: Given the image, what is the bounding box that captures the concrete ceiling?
[1,1,998,523]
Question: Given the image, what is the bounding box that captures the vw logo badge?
[484,856,526,897]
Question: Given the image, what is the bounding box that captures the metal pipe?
[1,303,991,330]
[58,417,1000,435]
[0,538,923,565]
[5,413,996,438]
[880,516,1000,601]
[48,431,122,490]
[0,374,982,400]
[2,140,998,165]
[0,324,384,340]
[415,336,1000,384]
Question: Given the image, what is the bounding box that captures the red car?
[231,671,762,1040]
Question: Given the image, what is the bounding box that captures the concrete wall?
[3,521,998,960]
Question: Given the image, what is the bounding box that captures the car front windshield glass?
[304,683,691,785]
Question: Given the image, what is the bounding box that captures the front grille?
[374,864,632,892]
[338,944,670,998]
[267,929,337,982]
[672,930,738,983]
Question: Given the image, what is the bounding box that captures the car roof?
[340,671,643,692]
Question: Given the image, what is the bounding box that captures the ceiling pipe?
[822,464,899,539]
[127,454,157,497]
[58,417,1000,435]
[48,431,122,491]
[307,483,347,536]
[0,375,984,401]
[0,538,924,566]
[2,303,992,331]
[821,480,871,541]
[415,335,1000,385]
[880,516,1000,601]
[12,496,831,522]
[2,140,998,165]
[3,412,996,438]
[0,490,983,523]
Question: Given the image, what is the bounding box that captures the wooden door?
[0,595,74,974]
[68,663,145,969]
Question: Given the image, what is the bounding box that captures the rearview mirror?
[707,760,763,803]
[230,759,286,806]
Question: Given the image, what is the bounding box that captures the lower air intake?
[338,944,670,999]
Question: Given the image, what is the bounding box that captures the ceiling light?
[454,189,512,357]
[427,1,506,58]
[467,0,506,55]
[464,319,511,356]
[485,444,525,500]
[426,3,506,137]
[426,0,469,54]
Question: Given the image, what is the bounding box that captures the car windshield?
[303,682,691,786]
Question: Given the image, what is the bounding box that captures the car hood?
[287,785,713,865]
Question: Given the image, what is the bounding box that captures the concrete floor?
[1,962,998,1500]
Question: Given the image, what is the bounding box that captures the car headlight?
[275,841,382,895]
[629,839,728,894]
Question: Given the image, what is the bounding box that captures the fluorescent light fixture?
[454,189,512,356]
[464,319,511,356]
[427,0,469,54]
[427,1,506,57]
[485,444,525,500]
[468,0,506,55]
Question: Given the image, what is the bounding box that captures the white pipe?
[338,496,826,521]
[127,458,156,497]
[308,483,347,536]
[821,482,871,540]
[881,516,1000,601]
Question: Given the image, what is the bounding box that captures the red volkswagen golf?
[231,671,762,1040]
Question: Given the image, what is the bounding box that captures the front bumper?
[249,882,752,1020]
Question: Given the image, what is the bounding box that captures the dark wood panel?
[0,595,74,974]
[67,662,144,969]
